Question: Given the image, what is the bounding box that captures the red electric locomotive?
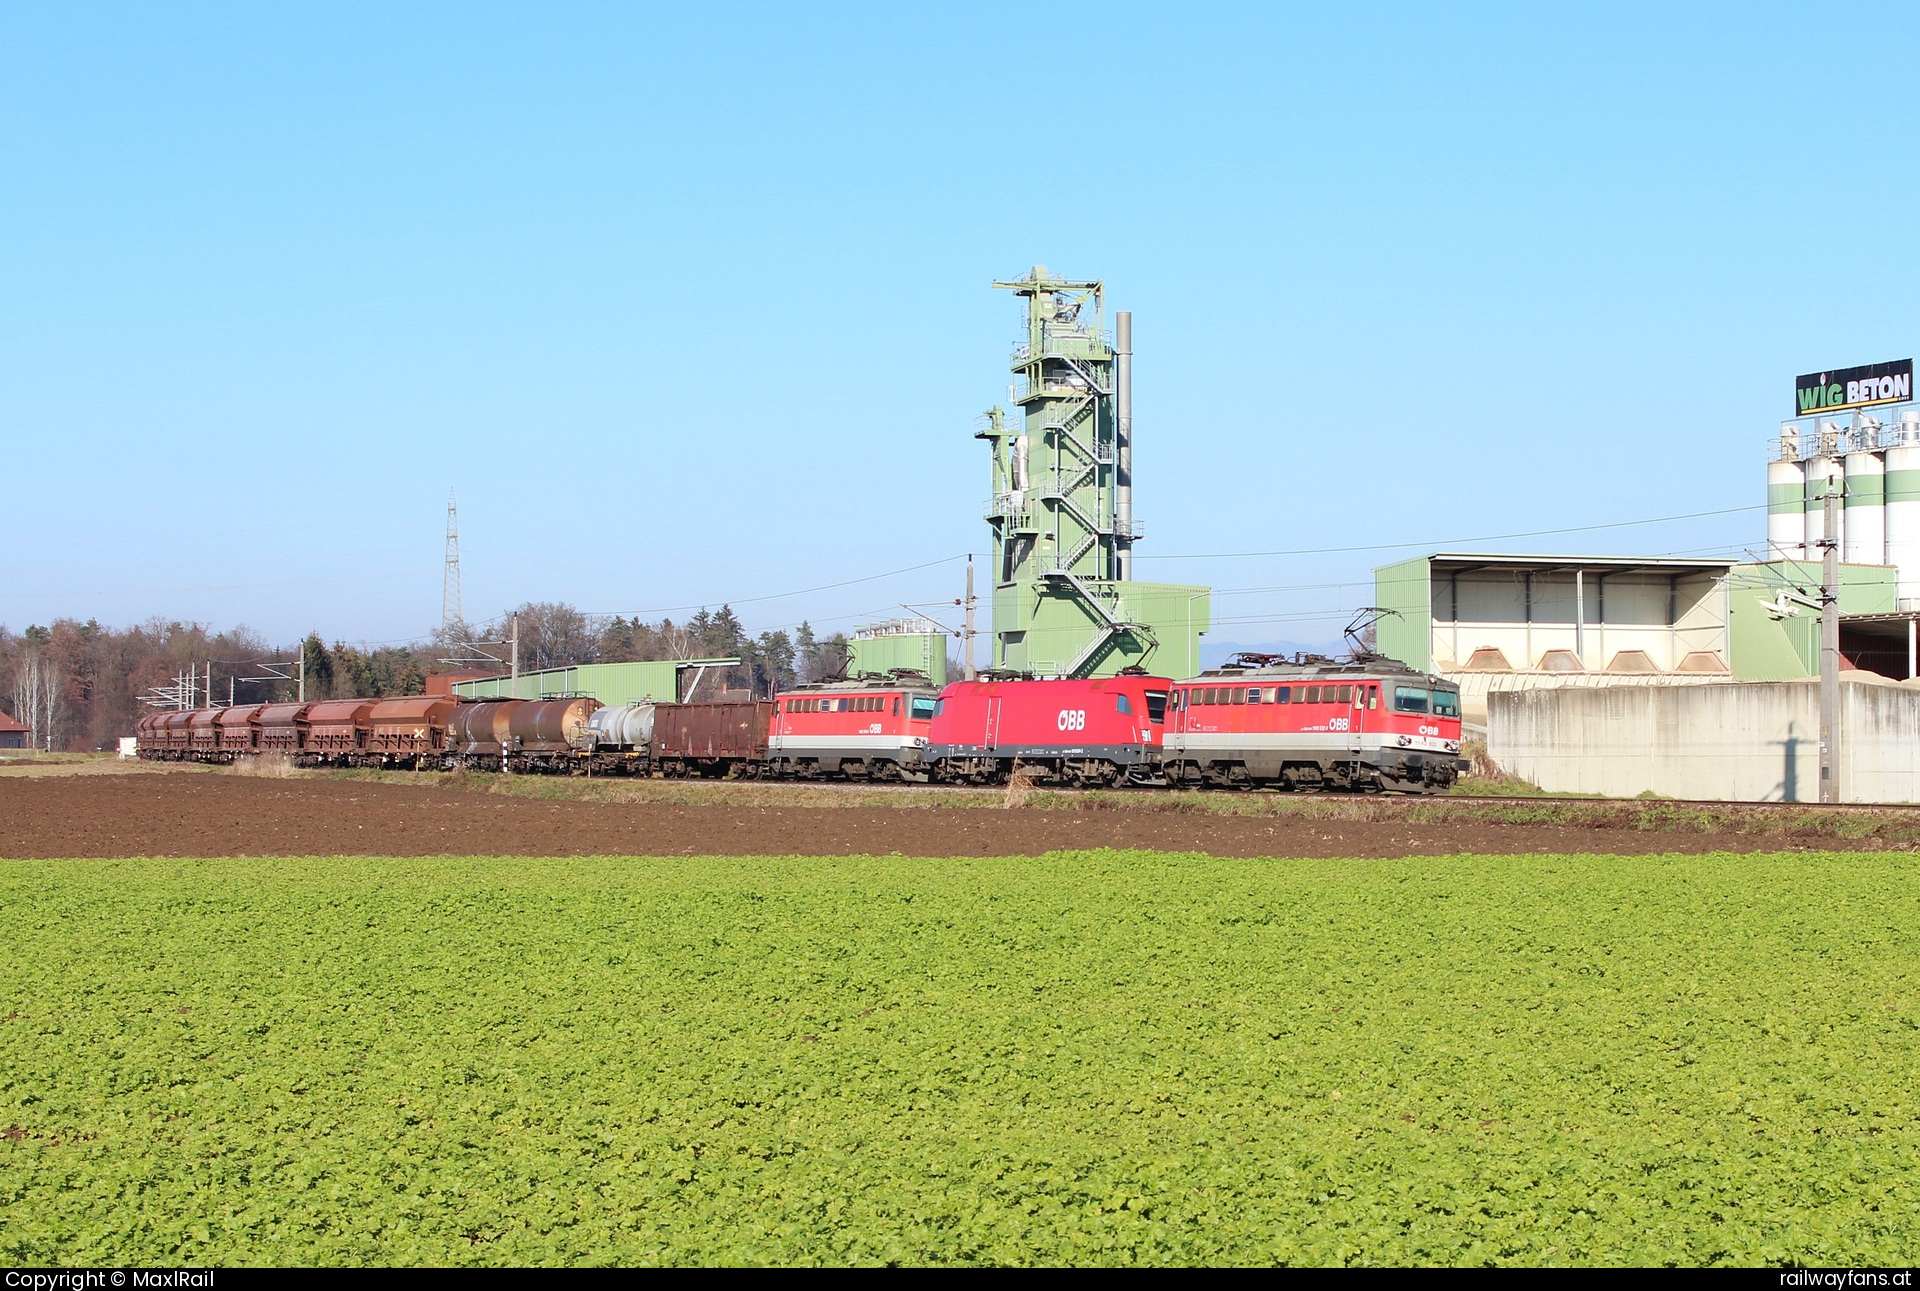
[768,671,943,780]
[1164,654,1464,792]
[925,673,1173,786]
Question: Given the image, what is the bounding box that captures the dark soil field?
[2,769,1910,858]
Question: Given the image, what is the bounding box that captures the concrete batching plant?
[975,268,1208,678]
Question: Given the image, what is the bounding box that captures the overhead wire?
[1136,504,1764,562]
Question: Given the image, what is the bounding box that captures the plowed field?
[0,769,1900,859]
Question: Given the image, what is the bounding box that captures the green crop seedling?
[1,850,1916,1265]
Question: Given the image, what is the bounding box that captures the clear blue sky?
[5,3,1916,654]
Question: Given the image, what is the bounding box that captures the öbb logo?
[1056,709,1087,731]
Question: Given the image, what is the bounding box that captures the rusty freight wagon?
[215,704,266,760]
[160,711,195,758]
[187,709,223,760]
[365,696,458,765]
[301,699,375,763]
[256,702,311,754]
[651,700,773,778]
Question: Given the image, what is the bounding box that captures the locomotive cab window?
[911,696,937,721]
[1431,687,1460,718]
[932,698,946,717]
[1145,691,1168,723]
[1394,685,1430,714]
[1115,694,1133,716]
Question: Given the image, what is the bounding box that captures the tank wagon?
[447,700,519,769]
[581,703,656,773]
[926,674,1172,786]
[1164,654,1464,792]
[506,698,603,772]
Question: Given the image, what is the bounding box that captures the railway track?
[334,767,1920,815]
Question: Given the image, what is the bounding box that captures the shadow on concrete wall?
[1771,721,1801,803]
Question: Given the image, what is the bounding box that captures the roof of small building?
[0,712,29,733]
[1422,552,1739,574]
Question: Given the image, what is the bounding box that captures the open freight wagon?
[649,700,773,778]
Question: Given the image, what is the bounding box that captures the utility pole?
[962,555,977,680]
[1820,475,1841,803]
[298,653,306,703]
[511,615,520,689]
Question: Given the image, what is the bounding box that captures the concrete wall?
[1489,675,1920,802]
[1453,670,1727,735]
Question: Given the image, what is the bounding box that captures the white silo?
[1805,439,1845,560]
[1768,427,1806,560]
[1886,410,1920,606]
[1845,438,1886,565]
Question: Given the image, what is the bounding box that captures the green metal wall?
[1371,556,1434,671]
[846,633,948,685]
[1727,562,1897,681]
[452,659,738,706]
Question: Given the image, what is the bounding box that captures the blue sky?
[5,3,1917,654]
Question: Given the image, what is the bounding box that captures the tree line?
[0,606,848,752]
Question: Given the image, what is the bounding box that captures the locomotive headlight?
[1398,735,1411,746]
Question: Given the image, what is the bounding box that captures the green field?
[2,850,1916,1266]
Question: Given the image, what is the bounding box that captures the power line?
[586,554,969,618]
[1136,504,1765,562]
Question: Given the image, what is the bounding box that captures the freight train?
[135,656,1465,793]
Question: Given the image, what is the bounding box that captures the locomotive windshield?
[910,696,937,721]
[1393,685,1461,718]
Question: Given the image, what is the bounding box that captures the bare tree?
[487,602,603,671]
[10,652,64,751]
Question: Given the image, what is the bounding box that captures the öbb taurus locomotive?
[137,656,1464,793]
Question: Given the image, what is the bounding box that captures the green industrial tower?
[976,267,1209,678]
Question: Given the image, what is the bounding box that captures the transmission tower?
[442,489,463,637]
